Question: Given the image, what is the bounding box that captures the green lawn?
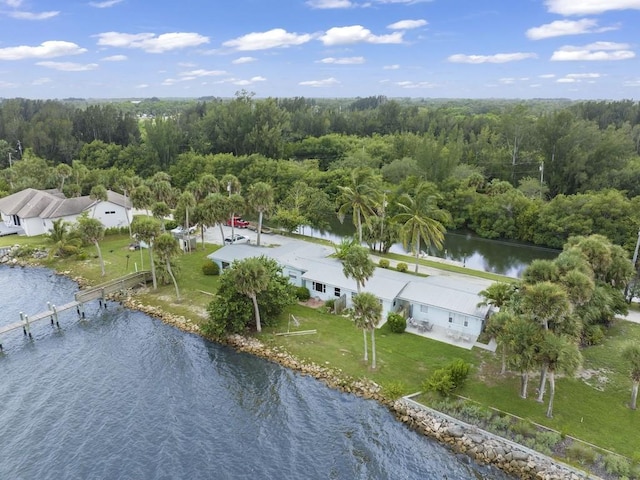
[9,231,640,461]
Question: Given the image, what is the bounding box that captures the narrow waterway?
[0,266,512,479]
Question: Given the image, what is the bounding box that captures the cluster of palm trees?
[336,168,450,272]
[480,234,638,416]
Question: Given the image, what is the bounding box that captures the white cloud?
[135,84,149,89]
[95,32,209,53]
[179,69,227,77]
[320,25,404,46]
[7,10,59,20]
[32,77,51,85]
[233,76,267,86]
[557,73,602,83]
[0,80,18,88]
[223,28,313,51]
[299,77,340,87]
[551,41,635,61]
[36,61,99,71]
[306,0,353,8]
[566,73,602,78]
[395,80,436,88]
[376,0,432,4]
[232,56,257,64]
[318,56,365,64]
[384,64,400,70]
[447,52,537,64]
[545,0,640,15]
[526,19,615,40]
[0,41,86,60]
[102,54,127,61]
[623,79,640,87]
[90,0,124,7]
[2,1,23,7]
[387,19,427,30]
[539,73,556,78]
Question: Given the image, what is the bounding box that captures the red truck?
[225,216,250,228]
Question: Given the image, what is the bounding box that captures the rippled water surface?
[0,266,512,479]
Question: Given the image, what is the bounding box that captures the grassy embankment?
[3,232,639,461]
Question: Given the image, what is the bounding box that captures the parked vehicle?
[170,225,197,235]
[225,216,250,228]
[224,234,250,245]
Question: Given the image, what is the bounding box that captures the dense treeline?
[2,94,640,252]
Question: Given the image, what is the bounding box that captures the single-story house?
[395,275,492,338]
[0,188,132,236]
[207,243,494,341]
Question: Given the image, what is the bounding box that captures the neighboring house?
[207,243,493,337]
[0,188,132,236]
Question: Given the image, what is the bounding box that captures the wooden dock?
[0,271,152,350]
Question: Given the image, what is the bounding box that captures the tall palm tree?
[393,183,449,273]
[89,185,108,218]
[351,292,382,367]
[622,343,640,410]
[132,217,162,289]
[537,333,582,418]
[131,183,153,215]
[152,201,171,231]
[230,257,269,332]
[502,315,541,398]
[247,181,274,246]
[155,233,181,301]
[202,192,230,243]
[337,168,379,243]
[76,213,106,276]
[519,281,572,402]
[176,191,196,252]
[342,244,375,294]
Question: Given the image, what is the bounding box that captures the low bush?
[324,298,335,313]
[201,259,220,276]
[105,226,129,236]
[396,262,408,272]
[164,219,179,231]
[603,454,632,477]
[565,442,598,466]
[423,358,471,396]
[295,286,311,301]
[386,312,406,333]
[381,381,406,400]
[378,258,390,268]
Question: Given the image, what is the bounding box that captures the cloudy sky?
[0,0,639,100]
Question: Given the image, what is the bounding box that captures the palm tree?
[342,244,375,294]
[55,163,72,192]
[394,183,449,273]
[45,218,80,258]
[230,257,269,332]
[152,201,171,231]
[89,185,108,218]
[155,233,181,301]
[176,191,196,252]
[337,168,379,243]
[478,282,517,310]
[197,174,220,200]
[537,333,582,418]
[502,315,541,398]
[76,213,106,276]
[132,217,162,289]
[202,192,230,243]
[519,281,571,402]
[622,343,640,410]
[351,292,382,367]
[131,184,153,215]
[247,181,274,246]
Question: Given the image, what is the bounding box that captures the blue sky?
[0,0,639,100]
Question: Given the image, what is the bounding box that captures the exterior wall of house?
[42,214,80,234]
[92,201,131,229]
[400,300,483,336]
[282,266,305,287]
[23,217,47,236]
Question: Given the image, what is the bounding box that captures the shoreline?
[0,255,596,480]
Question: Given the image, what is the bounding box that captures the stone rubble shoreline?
[0,246,598,480]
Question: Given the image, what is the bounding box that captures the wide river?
[0,266,512,479]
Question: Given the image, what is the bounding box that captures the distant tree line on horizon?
[2,93,640,255]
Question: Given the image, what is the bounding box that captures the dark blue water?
[0,266,511,479]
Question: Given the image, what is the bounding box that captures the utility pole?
[625,228,640,302]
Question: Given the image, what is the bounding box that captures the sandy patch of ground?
[576,368,610,391]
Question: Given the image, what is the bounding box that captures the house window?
[289,273,297,280]
[105,211,116,215]
[464,319,469,327]
[221,262,230,270]
[420,305,428,314]
[334,287,341,297]
[313,282,326,293]
[448,315,453,323]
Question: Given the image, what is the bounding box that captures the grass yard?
[7,231,640,463]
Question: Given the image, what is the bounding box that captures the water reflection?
[297,220,559,278]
